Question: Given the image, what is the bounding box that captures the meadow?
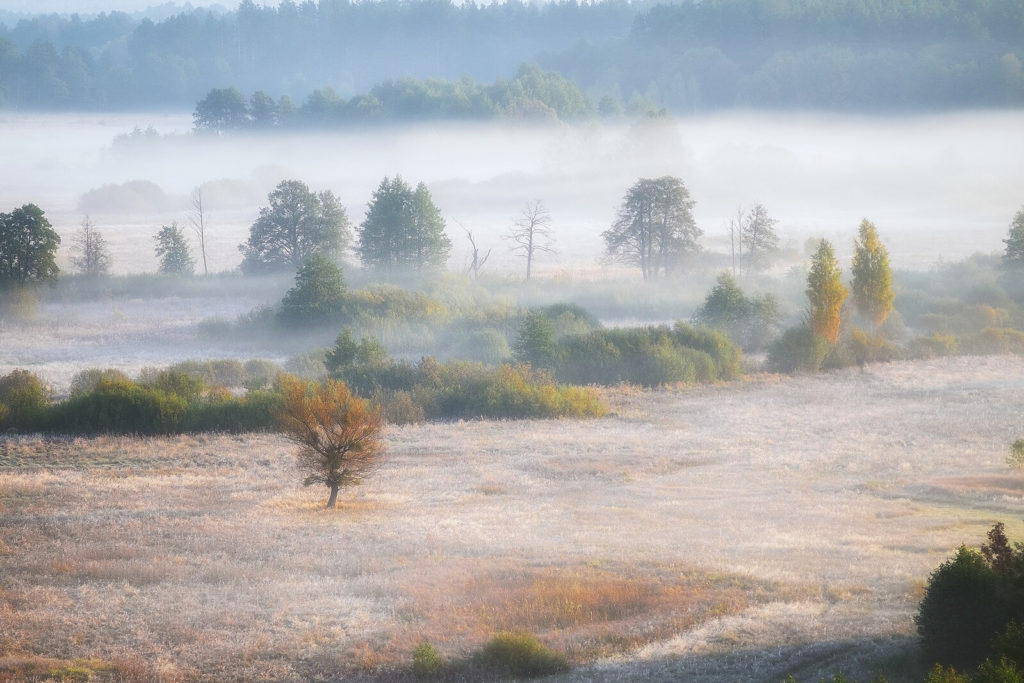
[2,354,1022,681]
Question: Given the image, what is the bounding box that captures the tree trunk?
[326,485,339,509]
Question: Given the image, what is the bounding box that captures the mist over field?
[1,110,1021,275]
[3,0,1024,680]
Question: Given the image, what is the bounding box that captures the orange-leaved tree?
[277,374,384,509]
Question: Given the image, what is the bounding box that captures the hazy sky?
[0,0,235,15]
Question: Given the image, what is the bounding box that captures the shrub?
[181,390,282,433]
[974,657,1024,683]
[0,369,50,428]
[848,328,903,365]
[924,664,970,683]
[1009,441,1024,470]
[412,642,445,679]
[450,327,511,364]
[46,377,187,435]
[905,333,960,359]
[138,369,205,401]
[963,328,1024,356]
[766,325,831,373]
[554,324,740,387]
[475,631,570,679]
[916,545,1007,670]
[69,368,131,397]
[514,311,559,370]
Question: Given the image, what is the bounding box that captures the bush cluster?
[552,323,742,387]
[409,632,569,681]
[0,368,282,435]
[917,523,1024,677]
[325,331,606,423]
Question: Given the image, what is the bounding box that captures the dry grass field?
[2,354,1024,681]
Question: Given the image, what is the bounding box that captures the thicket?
[325,332,606,424]
[0,367,282,435]
[916,523,1024,679]
[409,632,569,681]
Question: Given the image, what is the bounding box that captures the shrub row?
[0,370,282,435]
[326,333,607,423]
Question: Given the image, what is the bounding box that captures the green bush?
[181,390,282,433]
[848,328,903,365]
[46,377,187,435]
[68,368,131,397]
[412,642,445,679]
[916,545,1008,670]
[554,324,740,387]
[973,657,1024,683]
[0,369,50,428]
[924,664,970,683]
[766,325,831,373]
[475,631,570,679]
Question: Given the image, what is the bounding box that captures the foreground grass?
[2,356,1024,680]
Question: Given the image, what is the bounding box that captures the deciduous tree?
[740,203,780,274]
[70,215,111,278]
[193,87,249,132]
[850,218,894,329]
[1003,206,1024,265]
[239,180,350,273]
[806,238,847,343]
[277,252,347,326]
[0,203,60,287]
[277,374,384,509]
[154,222,194,275]
[357,176,451,272]
[507,200,555,281]
[602,176,700,280]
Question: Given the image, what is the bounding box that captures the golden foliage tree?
[277,374,384,509]
[807,239,848,344]
[850,218,894,329]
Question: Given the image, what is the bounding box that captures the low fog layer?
[1,110,1021,274]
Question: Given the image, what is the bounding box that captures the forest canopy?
[0,0,1021,113]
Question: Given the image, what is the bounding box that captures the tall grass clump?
[412,642,445,679]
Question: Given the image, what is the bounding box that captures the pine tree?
[850,219,894,329]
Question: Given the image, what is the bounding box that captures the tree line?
[0,0,1021,113]
[192,66,594,132]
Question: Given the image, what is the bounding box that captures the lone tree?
[850,218,894,330]
[277,374,384,509]
[189,188,210,275]
[357,176,451,272]
[806,239,848,344]
[740,204,780,274]
[507,200,555,281]
[0,204,60,287]
[154,223,195,275]
[277,252,347,326]
[239,180,350,273]
[602,176,701,280]
[70,216,111,277]
[1003,206,1024,265]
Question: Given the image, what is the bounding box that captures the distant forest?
[0,0,1022,113]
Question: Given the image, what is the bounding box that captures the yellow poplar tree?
[850,219,894,330]
[807,239,848,344]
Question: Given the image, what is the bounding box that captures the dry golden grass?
[3,355,1024,680]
